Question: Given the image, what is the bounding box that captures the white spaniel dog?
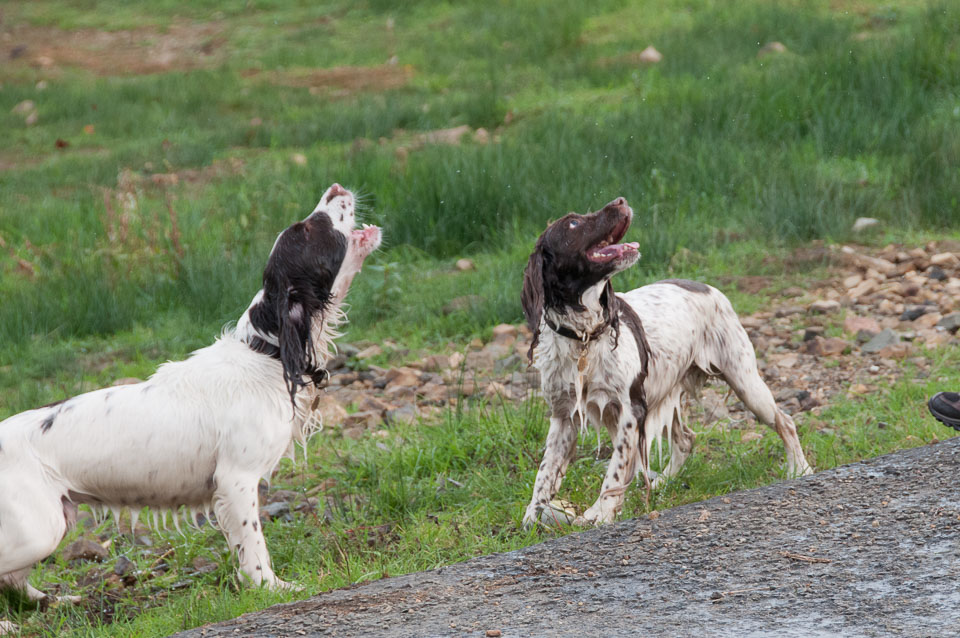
[520,197,811,528]
[0,184,380,633]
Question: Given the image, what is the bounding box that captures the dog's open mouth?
[586,215,638,264]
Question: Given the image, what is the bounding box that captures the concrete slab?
[176,438,960,637]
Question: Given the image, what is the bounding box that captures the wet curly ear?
[277,286,316,407]
[521,241,545,363]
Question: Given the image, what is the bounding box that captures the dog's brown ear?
[521,242,545,362]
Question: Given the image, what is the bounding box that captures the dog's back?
[619,279,752,405]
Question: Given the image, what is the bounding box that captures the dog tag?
[577,349,588,372]
[310,395,321,411]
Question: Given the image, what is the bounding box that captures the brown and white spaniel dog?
[0,184,380,633]
[520,197,811,527]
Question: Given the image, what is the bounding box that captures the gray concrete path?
[177,439,960,637]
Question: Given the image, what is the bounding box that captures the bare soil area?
[2,21,225,75]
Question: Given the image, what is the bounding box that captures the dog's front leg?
[213,473,294,590]
[523,414,577,529]
[579,413,641,526]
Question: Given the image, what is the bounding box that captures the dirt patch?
[2,21,225,76]
[243,64,414,97]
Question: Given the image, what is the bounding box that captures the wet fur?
[521,198,812,527]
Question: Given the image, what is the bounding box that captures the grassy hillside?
[2,1,959,635]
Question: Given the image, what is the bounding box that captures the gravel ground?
[177,438,960,638]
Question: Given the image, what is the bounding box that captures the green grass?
[2,0,960,634]
[7,344,958,637]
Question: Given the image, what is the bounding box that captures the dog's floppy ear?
[277,283,315,406]
[521,239,546,363]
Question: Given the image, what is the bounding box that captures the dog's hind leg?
[212,472,294,590]
[523,414,578,529]
[0,475,76,619]
[720,356,812,478]
[650,401,696,490]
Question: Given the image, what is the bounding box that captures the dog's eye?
[568,220,579,229]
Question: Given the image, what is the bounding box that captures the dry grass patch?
[3,21,225,76]
[244,64,414,98]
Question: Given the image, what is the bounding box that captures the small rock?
[355,344,383,359]
[191,556,219,575]
[473,128,490,144]
[856,329,877,344]
[491,323,518,344]
[113,555,135,577]
[927,266,948,282]
[342,425,365,440]
[494,353,522,373]
[817,337,849,356]
[877,343,912,359]
[455,258,475,271]
[842,274,863,289]
[443,295,483,315]
[421,354,451,371]
[63,538,108,563]
[637,45,662,63]
[862,328,900,354]
[937,313,960,333]
[852,217,880,233]
[775,305,805,318]
[291,152,307,166]
[358,396,395,416]
[913,312,943,329]
[741,431,763,442]
[484,382,507,398]
[385,404,418,425]
[25,110,38,126]
[486,631,503,638]
[343,410,381,430]
[808,300,841,314]
[899,305,931,321]
[384,367,421,389]
[260,501,290,520]
[11,99,35,115]
[844,315,880,335]
[929,252,959,267]
[802,327,824,341]
[757,41,787,57]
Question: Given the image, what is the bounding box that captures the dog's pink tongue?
[598,242,639,258]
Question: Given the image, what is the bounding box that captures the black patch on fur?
[661,278,710,293]
[248,212,347,406]
[40,412,56,434]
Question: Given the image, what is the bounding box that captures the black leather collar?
[544,303,612,343]
[247,336,329,386]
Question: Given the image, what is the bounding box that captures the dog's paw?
[521,504,542,530]
[0,620,20,636]
[578,505,616,527]
[270,579,304,592]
